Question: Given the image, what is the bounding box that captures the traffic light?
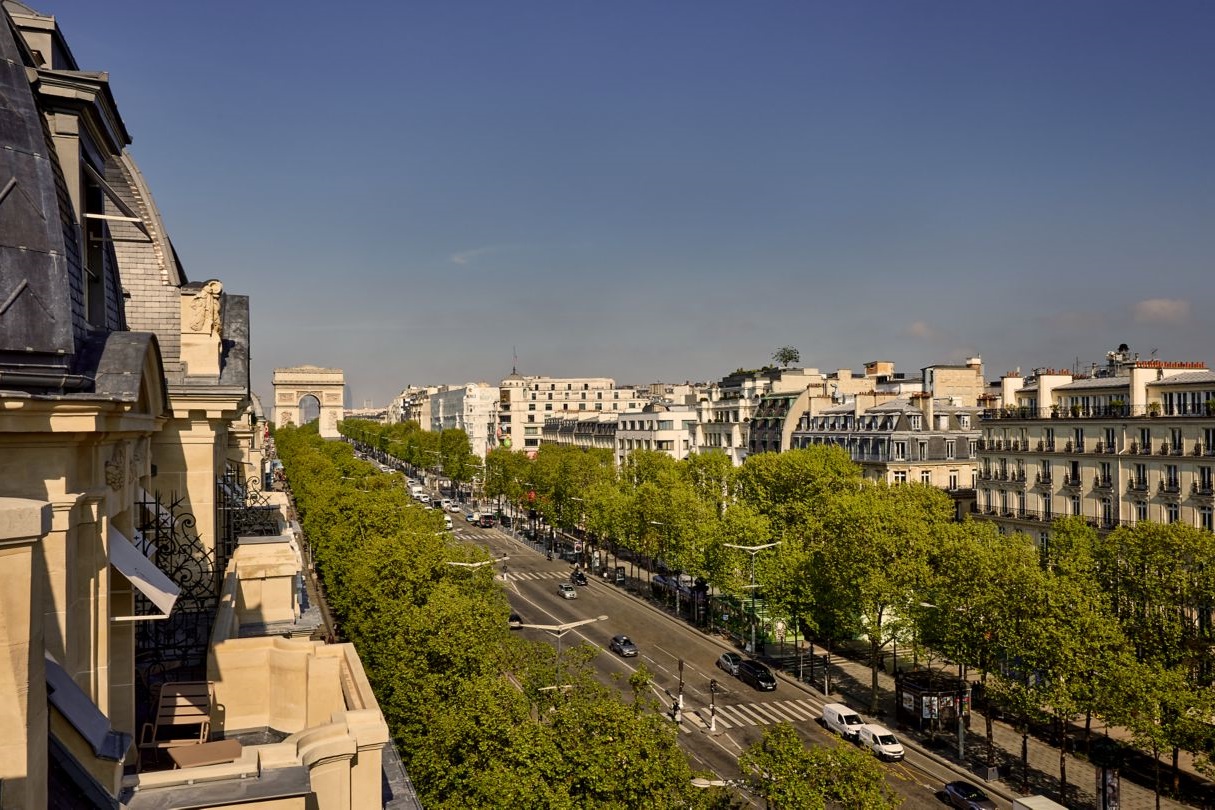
[709,679,718,694]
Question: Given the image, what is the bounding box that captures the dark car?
[736,660,776,692]
[570,569,588,586]
[942,781,996,810]
[478,514,495,528]
[508,612,523,630]
[608,635,638,657]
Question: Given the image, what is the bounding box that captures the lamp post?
[723,541,781,656]
[517,615,609,689]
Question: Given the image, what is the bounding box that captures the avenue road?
[451,516,991,810]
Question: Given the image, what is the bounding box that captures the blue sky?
[46,0,1215,407]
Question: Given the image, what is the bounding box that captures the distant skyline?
[46,0,1214,408]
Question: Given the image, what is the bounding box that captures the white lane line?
[769,701,813,722]
[747,703,790,724]
[715,705,758,727]
[697,709,734,729]
[793,699,820,715]
[729,704,772,725]
[756,702,802,723]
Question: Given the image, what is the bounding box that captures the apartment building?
[0,6,395,807]
[498,372,647,452]
[613,403,699,464]
[976,345,1215,543]
[431,382,499,458]
[791,361,986,512]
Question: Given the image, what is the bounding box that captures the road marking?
[761,701,808,723]
[747,703,791,724]
[695,709,734,730]
[722,704,770,725]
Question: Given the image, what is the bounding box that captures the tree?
[771,346,801,368]
[739,723,900,810]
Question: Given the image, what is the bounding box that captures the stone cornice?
[29,66,130,154]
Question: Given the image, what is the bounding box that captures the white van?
[443,515,453,530]
[410,485,424,498]
[820,702,864,742]
[856,724,904,761]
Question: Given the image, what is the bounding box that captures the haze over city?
[50,0,1215,407]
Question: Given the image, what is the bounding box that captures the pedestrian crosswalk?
[688,698,821,730]
[503,570,575,582]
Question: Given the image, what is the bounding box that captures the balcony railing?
[1159,479,1182,494]
[1093,476,1114,490]
[1062,474,1083,488]
[1035,471,1053,485]
[1191,481,1214,497]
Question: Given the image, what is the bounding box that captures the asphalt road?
[446,516,992,809]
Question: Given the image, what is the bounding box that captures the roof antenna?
[1150,348,1158,359]
[512,345,518,375]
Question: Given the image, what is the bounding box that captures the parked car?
[508,612,523,629]
[943,781,996,810]
[856,724,904,761]
[570,569,588,586]
[736,660,776,691]
[608,635,638,657]
[716,652,742,676]
[820,702,865,742]
[558,583,578,600]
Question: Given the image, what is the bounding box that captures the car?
[856,724,904,762]
[448,502,462,513]
[443,515,453,530]
[716,652,742,676]
[942,781,996,810]
[440,498,453,510]
[736,660,776,691]
[570,569,588,586]
[558,583,578,599]
[465,511,477,522]
[508,612,523,629]
[820,702,865,742]
[478,514,495,528]
[418,493,431,504]
[608,635,638,657]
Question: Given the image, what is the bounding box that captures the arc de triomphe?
[272,366,344,438]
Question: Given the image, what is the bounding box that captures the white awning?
[110,527,179,620]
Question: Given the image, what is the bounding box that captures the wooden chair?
[138,681,214,761]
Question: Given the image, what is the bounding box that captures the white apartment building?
[389,385,439,426]
[431,382,499,458]
[976,345,1215,543]
[615,402,699,465]
[498,372,648,452]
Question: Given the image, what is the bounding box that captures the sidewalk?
[781,642,1204,809]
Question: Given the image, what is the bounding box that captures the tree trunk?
[1085,709,1092,757]
[1154,744,1161,810]
[869,635,881,715]
[986,712,995,767]
[1172,746,1180,795]
[1059,717,1068,806]
[825,640,832,695]
[1021,724,1030,794]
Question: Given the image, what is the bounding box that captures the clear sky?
[45,0,1215,408]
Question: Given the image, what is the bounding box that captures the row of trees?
[341,419,479,485]
[471,441,1215,803]
[280,423,898,808]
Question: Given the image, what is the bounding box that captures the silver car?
[558,583,578,600]
[716,652,742,676]
[609,635,638,657]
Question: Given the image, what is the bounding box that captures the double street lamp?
[517,615,609,690]
[722,541,781,656]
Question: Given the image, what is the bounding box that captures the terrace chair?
[138,681,214,762]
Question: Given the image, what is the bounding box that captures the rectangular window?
[893,441,907,460]
[1104,427,1116,451]
[948,470,959,490]
[1167,503,1180,524]
[1201,506,1213,532]
[918,440,928,460]
[1136,501,1148,523]
[893,471,907,484]
[968,440,977,459]
[920,470,931,484]
[945,440,956,460]
[1042,493,1053,517]
[1071,496,1081,516]
[524,427,538,436]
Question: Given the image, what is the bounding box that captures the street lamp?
[517,615,609,689]
[723,541,781,656]
[445,555,509,570]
